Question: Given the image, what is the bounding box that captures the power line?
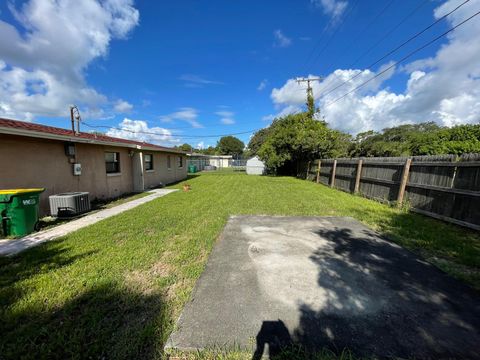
[83,122,261,139]
[323,9,480,108]
[320,0,395,72]
[349,0,430,68]
[320,0,471,99]
[302,0,359,75]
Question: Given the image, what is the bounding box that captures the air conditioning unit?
[49,192,90,217]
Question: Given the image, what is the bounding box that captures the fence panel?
[334,161,357,193]
[359,160,404,202]
[311,154,480,231]
[319,160,334,186]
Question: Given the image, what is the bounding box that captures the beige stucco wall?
[0,134,187,215]
[143,152,187,189]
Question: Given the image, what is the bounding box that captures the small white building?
[208,155,232,168]
[246,156,265,175]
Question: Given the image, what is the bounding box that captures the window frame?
[105,151,121,174]
[178,155,183,168]
[144,153,154,171]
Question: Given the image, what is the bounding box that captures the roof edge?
[0,119,187,155]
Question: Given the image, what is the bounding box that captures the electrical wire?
[349,0,430,68]
[83,122,261,139]
[302,0,359,75]
[320,0,471,99]
[323,9,480,108]
[320,0,396,72]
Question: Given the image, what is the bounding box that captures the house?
[208,155,232,168]
[186,153,210,171]
[187,154,233,170]
[246,156,265,175]
[0,118,188,215]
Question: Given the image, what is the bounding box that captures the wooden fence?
[305,154,480,231]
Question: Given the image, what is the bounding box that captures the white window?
[145,154,153,171]
[105,152,120,173]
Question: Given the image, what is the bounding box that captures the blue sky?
[0,0,479,148]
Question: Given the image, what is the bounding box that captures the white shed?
[246,156,265,175]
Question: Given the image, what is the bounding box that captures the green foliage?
[176,143,194,152]
[196,146,218,155]
[217,136,245,156]
[247,128,270,156]
[350,122,480,157]
[306,91,315,118]
[257,112,350,173]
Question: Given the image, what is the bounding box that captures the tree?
[176,143,194,152]
[247,128,270,156]
[257,112,350,174]
[197,146,218,155]
[349,122,480,157]
[217,136,245,156]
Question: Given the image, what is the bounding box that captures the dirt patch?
[124,270,154,294]
[151,261,172,277]
[124,261,173,294]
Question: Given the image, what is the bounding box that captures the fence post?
[354,159,363,194]
[330,160,337,188]
[397,158,412,206]
[316,160,321,184]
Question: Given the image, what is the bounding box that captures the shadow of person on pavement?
[252,320,292,360]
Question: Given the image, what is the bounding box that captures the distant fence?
[187,158,247,171]
[305,154,480,231]
[231,159,247,171]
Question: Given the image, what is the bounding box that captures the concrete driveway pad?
[166,216,480,358]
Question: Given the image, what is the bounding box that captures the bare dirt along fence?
[305,154,480,231]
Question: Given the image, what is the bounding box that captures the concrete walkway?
[166,216,480,359]
[0,188,177,256]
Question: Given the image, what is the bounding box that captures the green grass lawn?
[35,192,153,233]
[1,172,479,359]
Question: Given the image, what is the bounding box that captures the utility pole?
[296,77,322,118]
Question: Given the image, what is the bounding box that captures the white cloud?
[220,118,235,125]
[159,107,203,128]
[261,105,303,124]
[257,79,268,91]
[179,74,224,88]
[273,29,292,48]
[311,0,348,21]
[106,118,179,146]
[270,0,480,134]
[196,141,205,149]
[215,110,236,125]
[114,99,133,113]
[0,0,139,121]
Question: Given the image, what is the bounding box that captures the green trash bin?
[188,164,197,173]
[0,188,45,237]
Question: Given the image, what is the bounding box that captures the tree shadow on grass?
[0,281,166,359]
[0,241,97,308]
[252,224,480,359]
[0,242,166,359]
